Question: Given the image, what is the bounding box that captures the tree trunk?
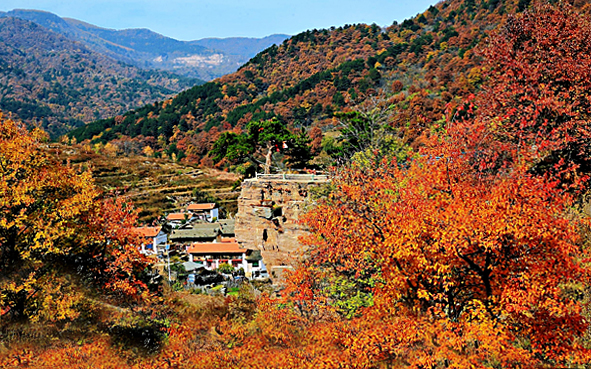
[264,144,273,174]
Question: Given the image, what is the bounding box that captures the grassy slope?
[48,143,240,222]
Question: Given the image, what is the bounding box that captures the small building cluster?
[132,202,268,285]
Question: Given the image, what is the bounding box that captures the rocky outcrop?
[234,175,328,276]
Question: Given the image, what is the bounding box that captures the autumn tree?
[308,126,324,155]
[477,3,591,181]
[294,132,591,366]
[0,114,152,323]
[276,4,591,366]
[241,5,591,366]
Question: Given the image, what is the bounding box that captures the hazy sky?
[0,0,440,40]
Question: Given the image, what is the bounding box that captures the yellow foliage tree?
[0,114,151,323]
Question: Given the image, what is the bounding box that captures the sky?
[0,0,440,41]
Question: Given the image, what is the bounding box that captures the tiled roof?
[182,261,204,272]
[218,219,235,235]
[187,242,247,254]
[221,237,236,243]
[167,212,193,221]
[133,226,162,238]
[245,249,263,261]
[187,203,216,211]
[170,228,219,241]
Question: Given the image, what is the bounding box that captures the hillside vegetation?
[70,0,527,167]
[48,143,240,222]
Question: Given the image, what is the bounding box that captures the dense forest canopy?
[69,0,527,170]
[0,113,156,325]
[70,0,588,175]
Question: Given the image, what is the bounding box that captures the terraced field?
[47,144,241,223]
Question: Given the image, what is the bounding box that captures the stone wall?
[234,176,328,276]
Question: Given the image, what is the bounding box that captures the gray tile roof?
[218,220,235,236]
[170,228,219,241]
[169,220,235,241]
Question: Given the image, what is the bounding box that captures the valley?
[0,9,289,80]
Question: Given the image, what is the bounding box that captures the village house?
[187,203,219,222]
[186,240,266,277]
[132,226,167,254]
[166,212,194,227]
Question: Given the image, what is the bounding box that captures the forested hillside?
[70,0,533,166]
[0,17,201,138]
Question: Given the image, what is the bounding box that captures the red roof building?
[186,203,219,222]
[187,203,216,211]
[132,226,162,238]
[187,242,253,272]
[132,226,167,254]
[187,242,247,255]
[166,212,193,222]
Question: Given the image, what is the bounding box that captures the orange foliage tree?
[296,141,591,366]
[277,4,591,366]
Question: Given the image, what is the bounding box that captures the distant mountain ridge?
[191,35,292,59]
[0,16,201,137]
[0,9,290,80]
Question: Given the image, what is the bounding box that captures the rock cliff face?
[234,175,328,277]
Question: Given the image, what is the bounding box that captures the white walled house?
[186,241,266,277]
[133,226,167,254]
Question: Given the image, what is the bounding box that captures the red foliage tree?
[477,3,591,181]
